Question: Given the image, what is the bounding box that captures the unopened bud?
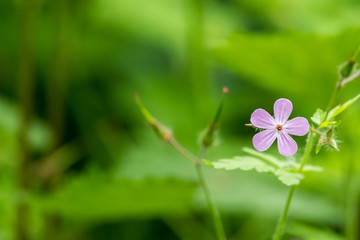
[339,59,356,79]
[201,87,228,148]
[134,93,173,142]
[327,138,340,152]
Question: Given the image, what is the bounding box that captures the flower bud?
[339,59,356,79]
[201,87,228,148]
[134,93,173,142]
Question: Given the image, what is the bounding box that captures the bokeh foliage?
[0,0,360,239]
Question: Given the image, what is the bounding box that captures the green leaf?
[212,156,275,173]
[212,155,303,186]
[203,159,214,167]
[275,169,303,186]
[319,120,338,128]
[326,93,360,121]
[288,222,345,240]
[242,147,285,167]
[211,148,322,186]
[302,164,323,172]
[311,108,327,125]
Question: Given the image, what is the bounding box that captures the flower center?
[276,124,283,131]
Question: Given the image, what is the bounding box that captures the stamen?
[276,124,283,131]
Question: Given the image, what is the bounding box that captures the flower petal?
[251,109,276,129]
[277,132,297,156]
[274,98,293,125]
[283,117,309,136]
[252,129,277,152]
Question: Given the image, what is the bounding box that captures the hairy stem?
[272,132,314,240]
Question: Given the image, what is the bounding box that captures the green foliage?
[288,222,345,240]
[311,108,327,126]
[38,177,196,221]
[326,93,360,122]
[1,0,360,238]
[311,94,360,153]
[208,148,321,186]
[214,32,360,107]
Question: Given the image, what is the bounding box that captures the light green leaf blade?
[288,222,345,240]
[212,155,307,186]
[327,93,360,121]
[242,147,284,168]
[275,169,304,186]
[212,156,275,173]
[302,164,323,172]
[311,108,327,125]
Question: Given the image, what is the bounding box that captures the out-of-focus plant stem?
[327,69,360,111]
[47,0,70,146]
[185,0,209,115]
[17,0,37,239]
[136,92,226,239]
[168,141,226,240]
[196,146,226,240]
[272,132,314,240]
[327,48,360,111]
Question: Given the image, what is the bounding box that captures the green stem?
[17,1,38,239]
[298,132,314,172]
[169,139,198,165]
[272,132,314,240]
[326,85,340,111]
[169,141,226,239]
[196,165,226,240]
[196,147,226,240]
[272,186,296,240]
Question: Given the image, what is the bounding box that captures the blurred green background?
[1,0,360,239]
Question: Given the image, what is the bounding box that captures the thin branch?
[338,69,360,89]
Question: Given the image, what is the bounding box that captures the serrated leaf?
[211,148,322,186]
[326,93,360,121]
[242,147,285,167]
[275,169,304,186]
[311,108,327,125]
[212,156,275,173]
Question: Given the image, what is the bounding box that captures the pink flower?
[250,98,309,156]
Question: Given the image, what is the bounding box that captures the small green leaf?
[319,121,338,128]
[311,108,327,125]
[326,93,360,121]
[203,159,214,167]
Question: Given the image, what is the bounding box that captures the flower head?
[250,98,309,156]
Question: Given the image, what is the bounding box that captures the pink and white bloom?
[250,98,309,156]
